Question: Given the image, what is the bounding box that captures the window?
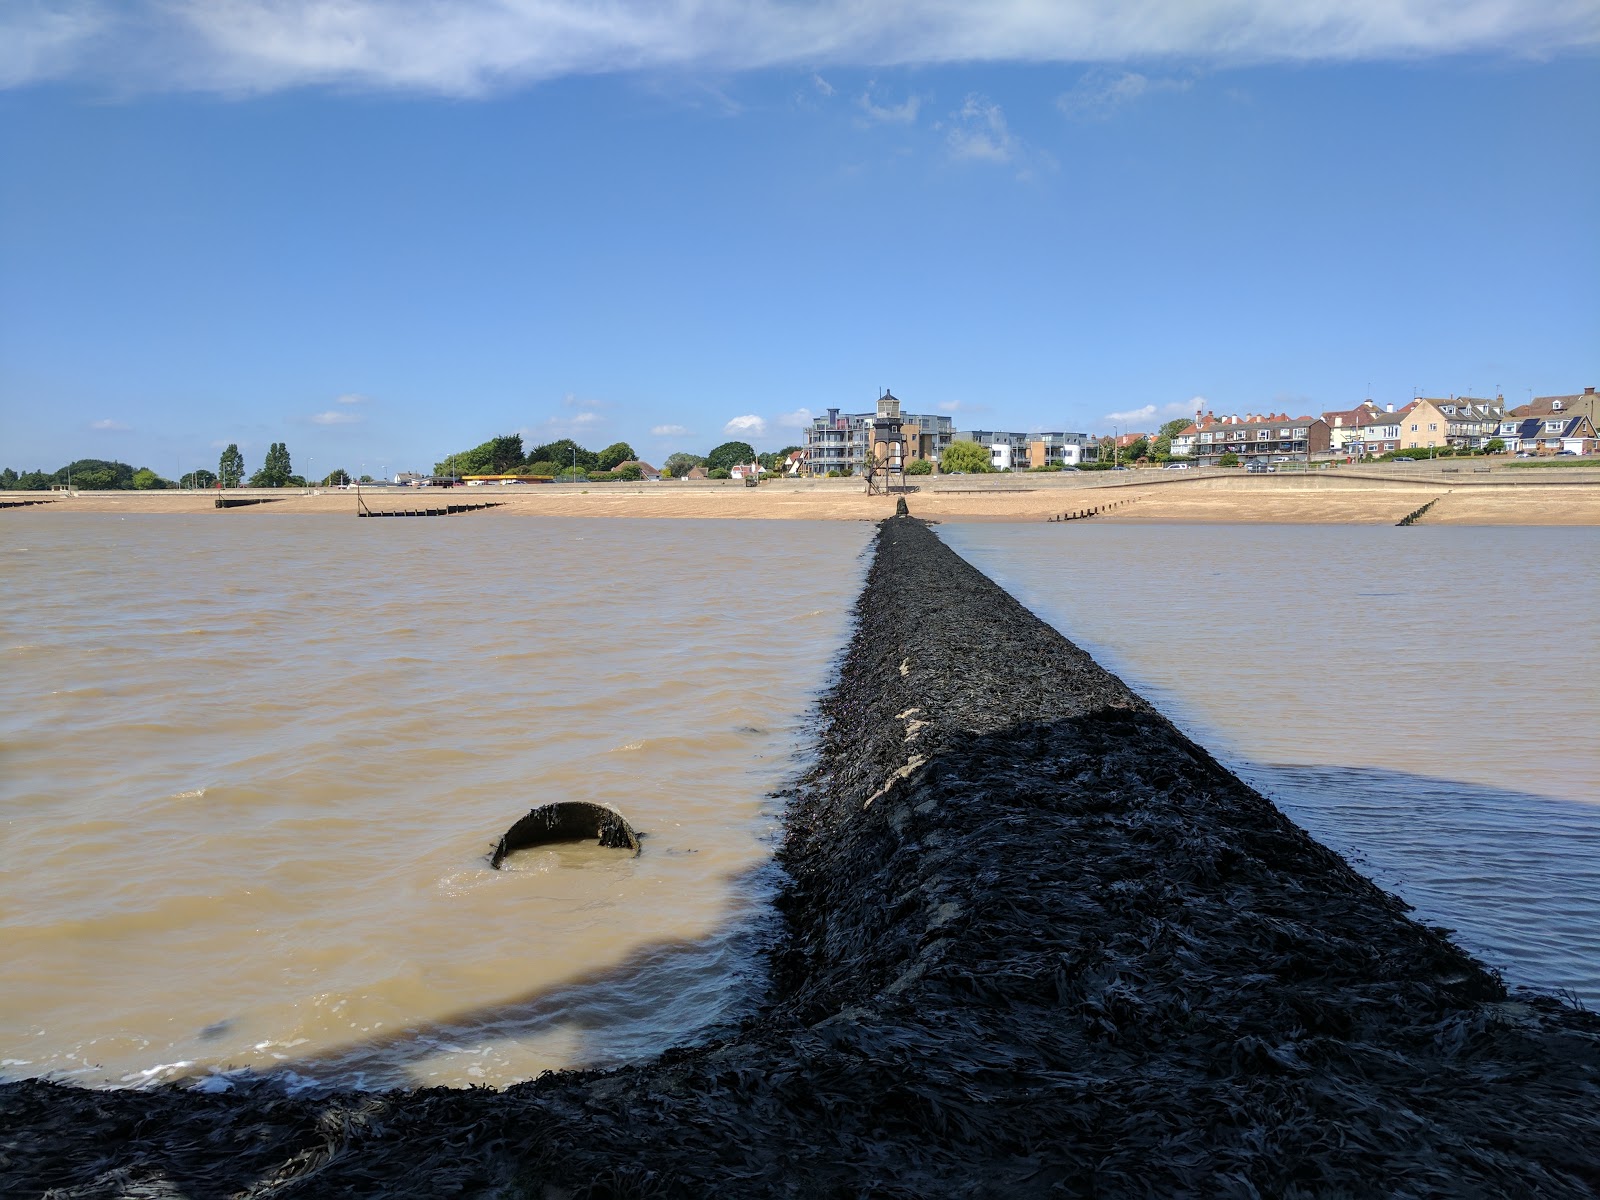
[1294,428,1308,437]
[1429,424,1437,431]
[1409,424,1418,432]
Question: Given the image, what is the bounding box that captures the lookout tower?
[866,390,908,495]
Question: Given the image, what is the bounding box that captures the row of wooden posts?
[356,502,501,518]
[1048,498,1138,522]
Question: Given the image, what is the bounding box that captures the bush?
[707,468,731,480]
[1027,463,1064,472]
[826,469,843,478]
[1218,452,1240,468]
[1075,462,1113,471]
[1485,438,1506,454]
[612,464,643,481]
[905,458,933,475]
[940,440,994,474]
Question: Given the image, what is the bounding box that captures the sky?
[1,2,1596,479]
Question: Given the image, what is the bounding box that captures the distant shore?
[11,465,1600,525]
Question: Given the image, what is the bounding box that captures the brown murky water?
[0,515,873,1092]
[941,522,1600,1006]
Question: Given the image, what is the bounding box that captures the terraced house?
[1190,412,1331,467]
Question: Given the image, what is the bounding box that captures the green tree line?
[431,434,803,481]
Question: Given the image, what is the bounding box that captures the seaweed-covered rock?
[4,516,1598,1198]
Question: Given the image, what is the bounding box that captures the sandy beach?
[14,466,1600,525]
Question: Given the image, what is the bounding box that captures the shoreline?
[4,513,1598,1196]
[8,469,1600,525]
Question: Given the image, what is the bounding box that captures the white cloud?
[1057,69,1192,119]
[723,414,767,437]
[857,87,921,124]
[1104,404,1157,423]
[812,72,834,96]
[775,407,814,429]
[936,399,990,414]
[651,423,688,437]
[8,2,1590,95]
[947,94,1017,163]
[89,418,130,431]
[311,409,361,425]
[335,392,369,405]
[563,393,606,411]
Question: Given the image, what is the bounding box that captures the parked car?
[1555,450,1578,457]
[1392,456,1415,462]
[1515,452,1535,459]
[1165,462,1193,470]
[1245,461,1274,473]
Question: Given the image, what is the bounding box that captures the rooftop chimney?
[1586,386,1595,395]
[1385,404,1395,413]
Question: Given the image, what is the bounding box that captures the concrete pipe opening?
[489,801,641,869]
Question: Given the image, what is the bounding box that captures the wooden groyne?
[4,514,1597,1197]
[1049,496,1137,521]
[1397,495,1443,526]
[356,501,500,518]
[215,495,287,509]
[0,498,54,509]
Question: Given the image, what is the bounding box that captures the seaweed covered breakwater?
[5,515,1599,1197]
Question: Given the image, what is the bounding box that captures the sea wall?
[4,515,1599,1197]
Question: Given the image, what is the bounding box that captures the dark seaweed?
[4,515,1598,1198]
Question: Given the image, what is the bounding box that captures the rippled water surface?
[940,523,1600,1006]
[1,514,872,1090]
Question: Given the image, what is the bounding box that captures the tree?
[705,441,757,472]
[181,469,217,489]
[0,468,17,489]
[527,439,597,472]
[320,468,350,486]
[707,467,732,480]
[662,452,705,479]
[1485,438,1506,455]
[940,441,993,473]
[526,460,562,477]
[434,434,524,477]
[250,442,293,487]
[611,463,643,481]
[905,458,933,475]
[131,467,169,490]
[1219,452,1240,468]
[58,459,134,490]
[596,442,637,471]
[1125,436,1150,463]
[218,444,245,488]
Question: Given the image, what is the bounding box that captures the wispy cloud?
[563,393,606,411]
[335,392,370,405]
[812,72,834,97]
[1104,400,1198,424]
[651,423,688,437]
[947,94,1017,164]
[311,409,361,425]
[90,418,131,431]
[1057,69,1191,120]
[857,86,922,124]
[775,407,814,429]
[936,399,989,415]
[724,414,767,437]
[8,2,1590,95]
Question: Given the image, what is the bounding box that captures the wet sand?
[12,470,1600,524]
[4,514,1598,1197]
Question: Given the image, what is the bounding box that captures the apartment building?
[1190,412,1331,467]
[802,393,954,476]
[951,429,1096,470]
[1321,401,1383,454]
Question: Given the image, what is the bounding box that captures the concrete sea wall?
[4,515,1598,1197]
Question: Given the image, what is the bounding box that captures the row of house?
[1168,388,1597,463]
[792,387,1597,476]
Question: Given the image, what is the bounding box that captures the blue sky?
[1,2,1596,478]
